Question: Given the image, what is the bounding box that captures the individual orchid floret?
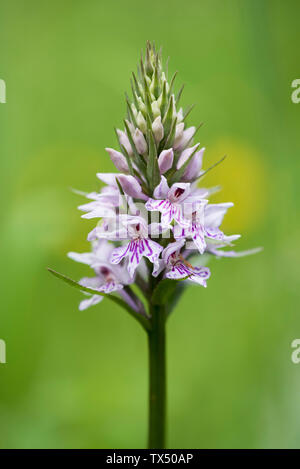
[174,202,237,254]
[160,240,211,287]
[133,128,148,154]
[145,175,200,228]
[78,187,119,220]
[110,215,164,278]
[68,240,131,310]
[204,203,235,241]
[173,200,207,254]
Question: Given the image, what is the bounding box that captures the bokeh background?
[0,0,300,449]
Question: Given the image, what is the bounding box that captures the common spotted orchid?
[49,42,261,449]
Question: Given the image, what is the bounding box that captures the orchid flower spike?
[56,41,260,320]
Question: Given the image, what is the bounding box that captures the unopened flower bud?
[105,148,129,173]
[118,174,147,200]
[173,123,184,148]
[182,148,205,181]
[151,100,161,118]
[177,144,200,169]
[174,126,195,151]
[177,108,184,123]
[137,111,147,134]
[117,129,133,156]
[125,119,135,134]
[131,103,138,118]
[137,96,146,114]
[158,149,174,174]
[152,116,164,143]
[133,128,147,154]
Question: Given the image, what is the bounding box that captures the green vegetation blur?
[0,0,300,449]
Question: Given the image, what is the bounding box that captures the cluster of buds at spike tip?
[68,42,260,313]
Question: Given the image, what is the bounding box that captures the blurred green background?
[0,0,300,449]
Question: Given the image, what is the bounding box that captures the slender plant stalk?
[147,303,166,449]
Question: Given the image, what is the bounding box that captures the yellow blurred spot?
[202,139,268,233]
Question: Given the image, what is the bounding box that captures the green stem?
[147,303,166,449]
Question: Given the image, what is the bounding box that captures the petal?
[118,174,147,200]
[192,232,206,255]
[133,128,147,154]
[189,266,211,287]
[98,281,124,293]
[176,144,200,170]
[79,276,103,289]
[146,198,171,213]
[80,204,116,219]
[172,204,191,228]
[117,129,133,156]
[174,126,196,151]
[96,173,119,186]
[173,224,188,240]
[182,147,205,181]
[158,149,174,174]
[105,148,129,173]
[110,243,130,265]
[167,182,191,203]
[208,246,263,258]
[127,240,143,277]
[143,239,163,264]
[79,295,103,311]
[68,252,94,265]
[152,116,164,143]
[166,263,190,280]
[205,227,224,240]
[162,239,185,265]
[173,122,184,148]
[153,175,170,199]
[152,258,166,277]
[205,203,234,228]
[87,220,129,242]
[160,207,174,227]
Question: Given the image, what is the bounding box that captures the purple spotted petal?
[110,243,131,265]
[189,266,211,287]
[171,203,191,228]
[166,263,192,280]
[98,281,124,294]
[191,224,206,254]
[143,239,163,265]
